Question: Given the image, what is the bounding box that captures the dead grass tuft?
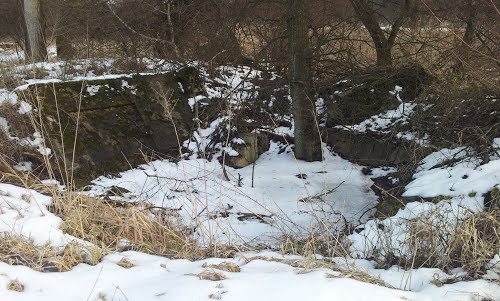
[202,261,240,273]
[280,232,350,259]
[0,234,60,272]
[117,257,134,269]
[51,193,201,259]
[0,233,102,272]
[197,269,226,281]
[447,210,500,274]
[59,241,104,270]
[7,279,24,292]
[398,209,499,274]
[325,270,392,287]
[244,256,393,288]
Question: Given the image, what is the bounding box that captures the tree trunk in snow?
[23,0,47,62]
[288,0,322,162]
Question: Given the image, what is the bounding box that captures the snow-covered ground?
[0,183,498,301]
[0,251,498,301]
[0,49,499,300]
[88,143,378,246]
[350,145,500,263]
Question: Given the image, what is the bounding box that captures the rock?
[324,128,426,166]
[226,132,270,168]
[324,64,432,126]
[22,67,203,186]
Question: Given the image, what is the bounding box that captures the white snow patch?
[121,80,138,95]
[17,100,32,114]
[86,84,110,96]
[13,161,32,172]
[89,143,378,246]
[337,102,417,133]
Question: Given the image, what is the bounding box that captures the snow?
[188,95,206,110]
[349,144,500,265]
[337,102,417,133]
[369,166,398,178]
[86,84,110,95]
[89,142,378,246]
[404,147,498,198]
[334,84,431,146]
[349,196,483,261]
[0,89,18,105]
[13,161,33,172]
[0,182,497,301]
[0,49,25,63]
[19,132,52,156]
[16,101,32,114]
[1,52,498,300]
[222,146,239,156]
[390,85,403,103]
[0,183,73,247]
[0,226,497,301]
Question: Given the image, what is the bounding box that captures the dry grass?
[202,261,241,273]
[6,279,24,292]
[446,210,500,274]
[197,269,226,281]
[117,257,135,269]
[280,232,350,259]
[0,234,101,272]
[244,255,393,288]
[0,102,35,139]
[0,101,55,184]
[51,192,202,259]
[396,209,500,274]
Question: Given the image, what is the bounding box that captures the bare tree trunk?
[463,0,477,45]
[288,0,322,162]
[23,0,47,62]
[56,34,74,60]
[54,1,75,60]
[351,0,413,67]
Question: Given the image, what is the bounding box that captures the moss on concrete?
[22,68,203,186]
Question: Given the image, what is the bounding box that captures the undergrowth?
[0,233,102,272]
[50,192,202,259]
